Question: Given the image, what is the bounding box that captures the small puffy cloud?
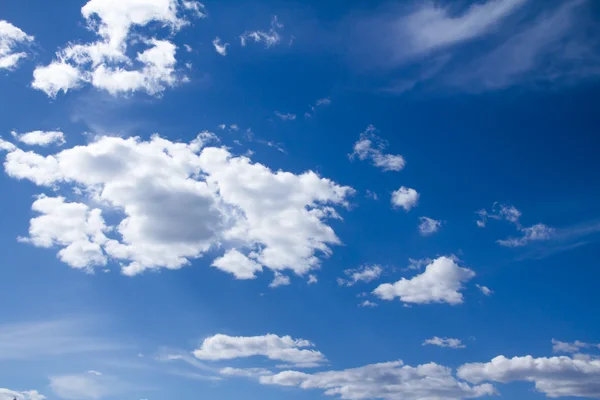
[0,20,34,70]
[211,249,263,280]
[193,334,326,367]
[2,134,353,279]
[0,138,17,152]
[423,337,466,349]
[32,0,204,97]
[391,186,419,211]
[476,203,522,227]
[0,389,45,400]
[274,111,296,121]
[260,360,496,400]
[269,272,291,288]
[373,256,475,305]
[307,274,318,285]
[360,300,378,308]
[240,16,283,48]
[475,284,493,296]
[338,265,383,286]
[11,130,65,146]
[212,37,229,56]
[418,217,442,236]
[458,354,600,398]
[350,125,405,172]
[552,339,600,354]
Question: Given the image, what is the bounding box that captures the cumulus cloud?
[260,360,496,400]
[11,130,66,146]
[350,125,405,172]
[475,284,493,296]
[32,0,204,97]
[0,389,45,400]
[391,187,419,211]
[458,354,600,398]
[373,256,475,305]
[307,274,318,284]
[193,334,326,367]
[2,134,353,278]
[269,272,291,288]
[240,16,283,48]
[418,217,442,236]
[0,20,34,70]
[423,337,466,349]
[552,339,600,354]
[212,37,229,56]
[338,265,383,286]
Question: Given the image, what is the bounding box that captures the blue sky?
[1,0,600,399]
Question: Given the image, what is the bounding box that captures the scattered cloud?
[193,334,326,368]
[418,217,442,236]
[475,284,493,296]
[0,20,34,70]
[240,16,283,48]
[211,249,263,280]
[373,256,475,305]
[458,354,600,398]
[10,130,66,146]
[423,337,466,349]
[497,223,555,247]
[260,360,496,400]
[307,274,318,285]
[31,0,204,97]
[274,111,297,121]
[0,389,45,400]
[360,300,378,308]
[305,98,332,117]
[338,265,383,286]
[269,272,291,288]
[552,339,600,354]
[391,187,419,211]
[50,371,131,400]
[350,125,405,172]
[1,134,353,279]
[212,37,229,56]
[220,367,273,378]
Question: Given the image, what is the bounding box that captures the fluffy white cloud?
[240,16,283,48]
[552,339,600,354]
[350,125,405,172]
[2,134,353,277]
[338,265,382,286]
[32,0,203,97]
[18,195,108,271]
[0,20,34,70]
[211,249,263,280]
[391,187,419,211]
[270,272,291,288]
[212,37,229,56]
[307,274,318,284]
[373,256,475,305]
[0,138,17,152]
[423,337,466,349]
[11,130,65,146]
[193,334,326,367]
[458,355,600,398]
[0,389,45,400]
[260,360,496,400]
[418,217,442,236]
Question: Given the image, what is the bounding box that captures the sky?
[1,0,600,399]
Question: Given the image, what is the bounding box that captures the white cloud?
[0,389,45,400]
[0,20,34,70]
[240,16,283,48]
[307,274,318,285]
[193,334,326,367]
[373,256,475,305]
[350,125,405,172]
[0,138,17,152]
[269,272,291,288]
[260,360,496,400]
[458,355,600,398]
[315,98,331,106]
[418,217,442,236]
[475,284,493,296]
[220,367,273,378]
[274,111,296,121]
[212,37,229,56]
[423,337,466,349]
[391,187,419,211]
[360,300,378,308]
[11,130,66,146]
[211,249,263,280]
[32,0,203,97]
[497,223,555,247]
[2,134,353,278]
[338,265,382,286]
[50,372,128,400]
[552,339,600,354]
